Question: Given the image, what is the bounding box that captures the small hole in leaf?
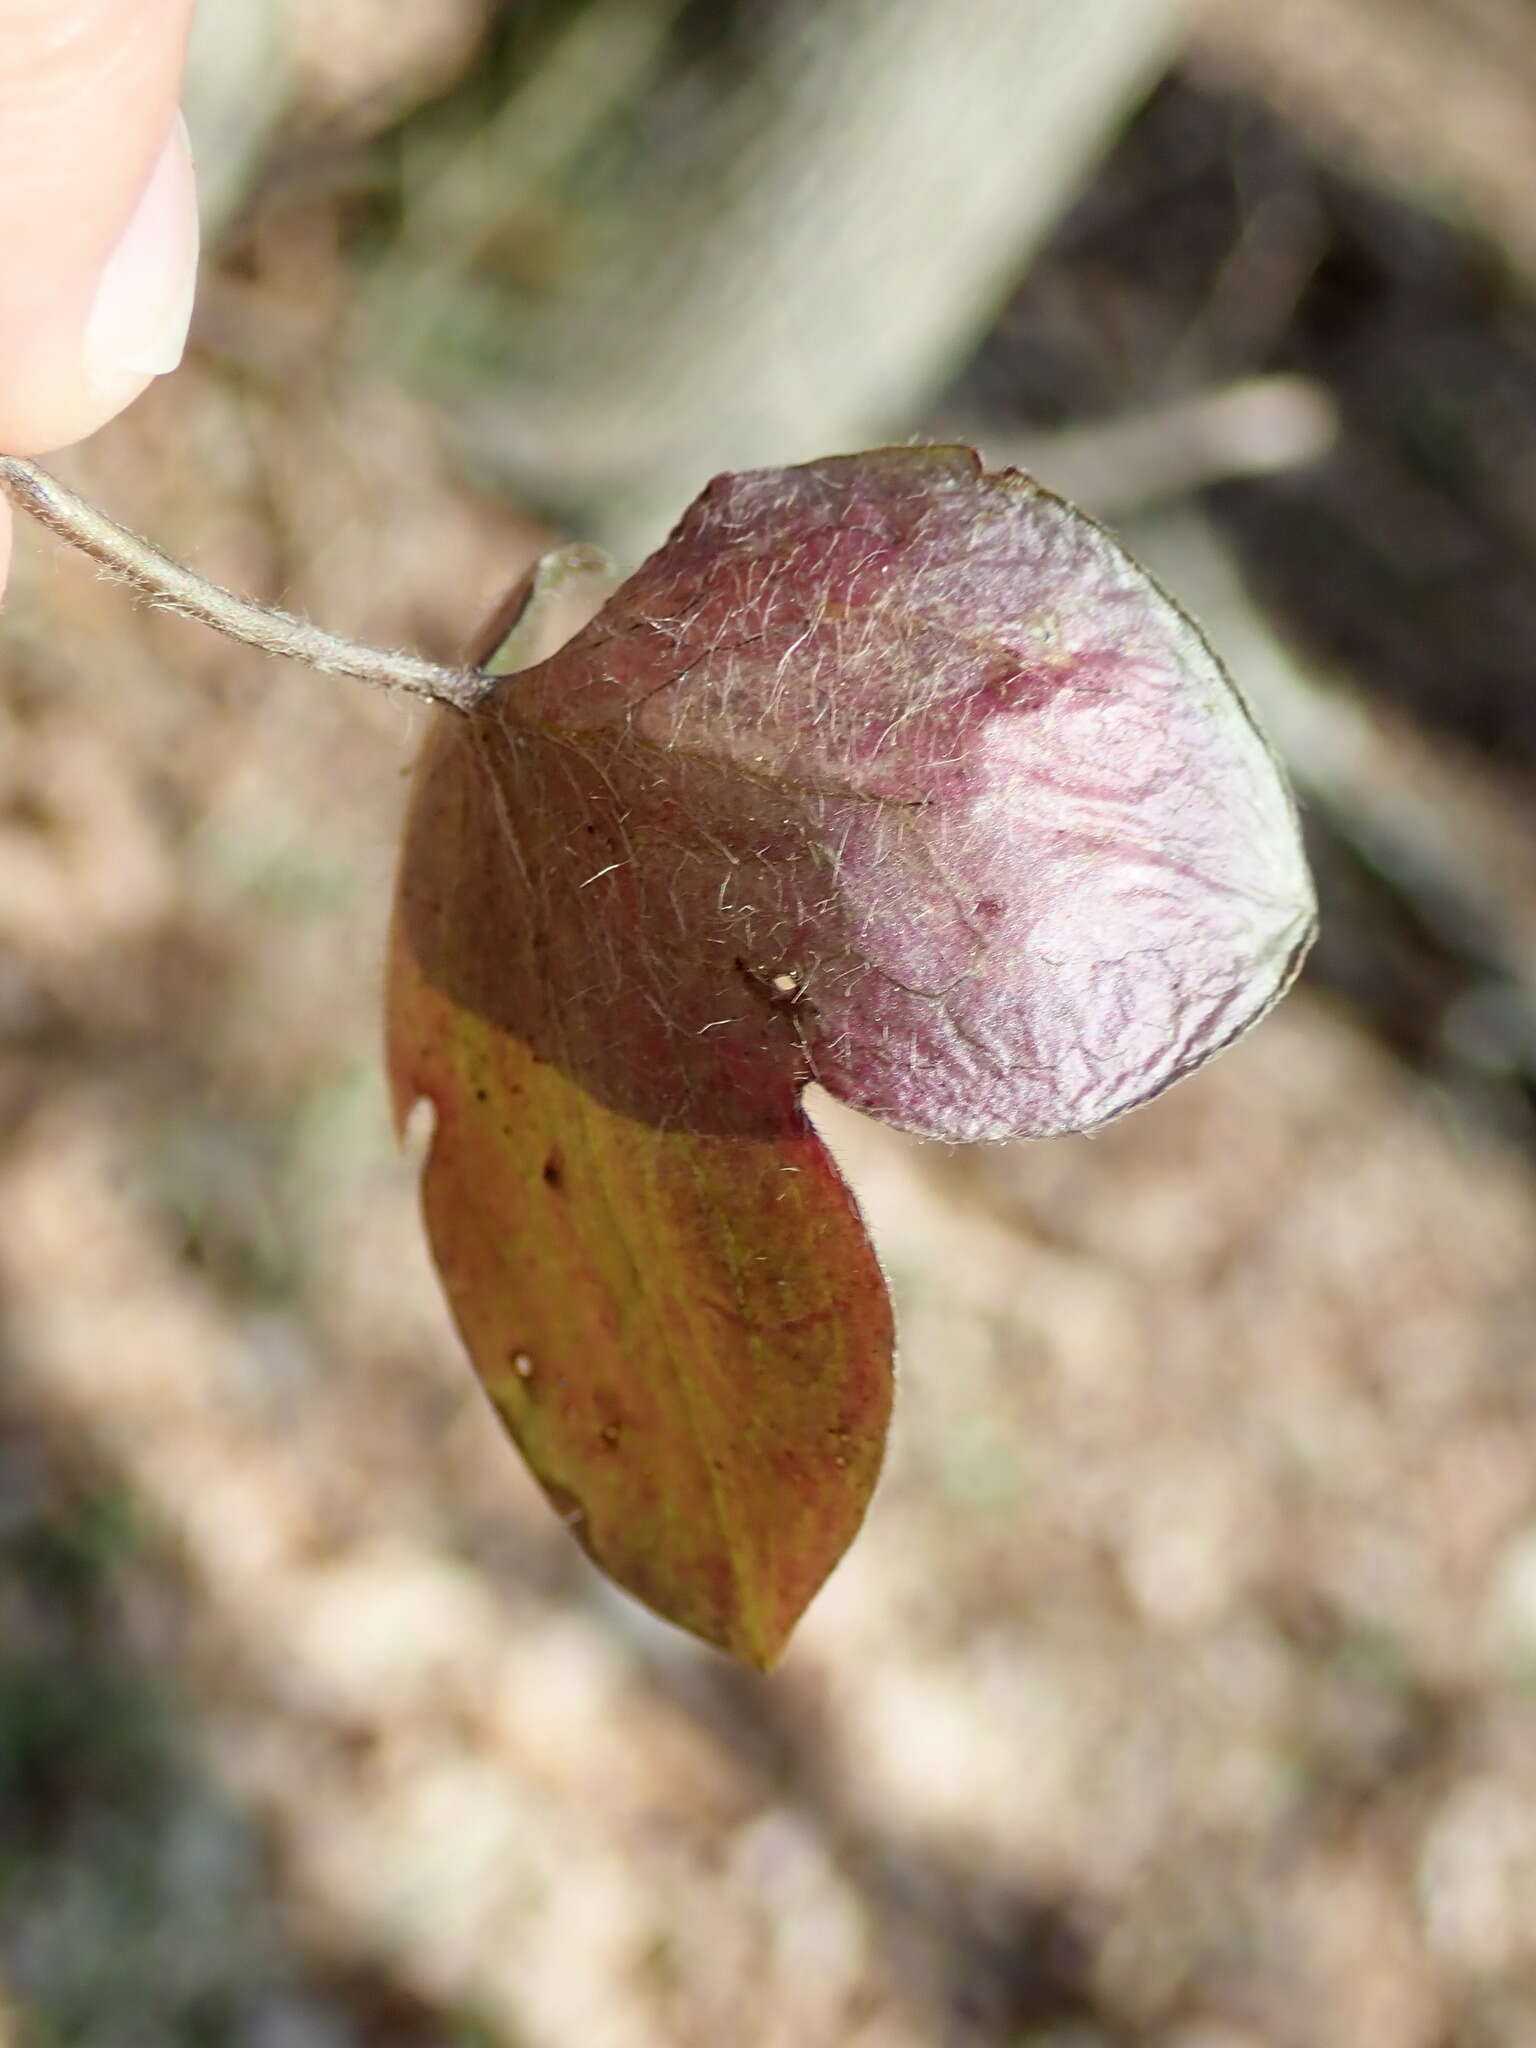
[511,1351,535,1380]
[542,1480,587,1532]
[600,1423,620,1449]
[400,1095,437,1163]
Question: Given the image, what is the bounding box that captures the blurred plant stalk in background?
[364,0,1191,553]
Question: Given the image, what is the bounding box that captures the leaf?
[388,445,1314,1661]
[387,733,893,1666]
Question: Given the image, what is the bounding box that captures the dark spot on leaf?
[542,1149,565,1191]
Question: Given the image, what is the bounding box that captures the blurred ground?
[6,2,1536,2044]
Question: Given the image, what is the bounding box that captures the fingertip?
[0,1,197,454]
[83,113,199,404]
[0,111,198,453]
[0,368,151,465]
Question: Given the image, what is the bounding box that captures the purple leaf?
[389,444,1314,1657]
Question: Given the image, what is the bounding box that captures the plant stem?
[0,456,491,713]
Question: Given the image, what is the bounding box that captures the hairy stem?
[0,456,491,713]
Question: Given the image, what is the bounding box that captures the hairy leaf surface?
[388,445,1314,1660]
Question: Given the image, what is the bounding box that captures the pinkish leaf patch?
[388,445,1314,1659]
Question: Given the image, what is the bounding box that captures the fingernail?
[84,112,199,394]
